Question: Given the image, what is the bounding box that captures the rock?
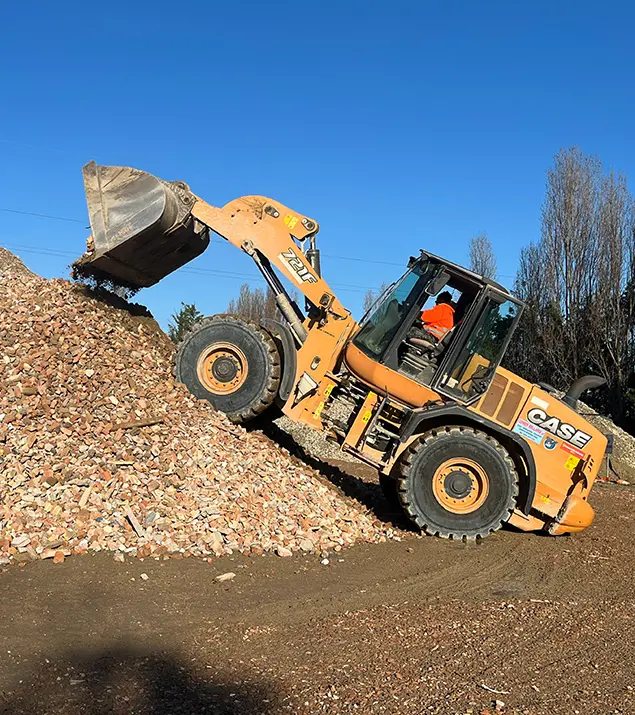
[140,573,148,580]
[52,551,65,564]
[276,546,293,558]
[13,552,34,563]
[215,572,236,582]
[299,539,314,552]
[321,558,330,565]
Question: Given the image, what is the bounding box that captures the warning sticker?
[513,418,545,445]
[561,442,585,459]
[283,214,299,230]
[564,455,580,471]
[312,401,325,419]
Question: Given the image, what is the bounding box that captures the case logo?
[526,408,592,450]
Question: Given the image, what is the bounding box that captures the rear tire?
[397,427,518,540]
[175,314,281,423]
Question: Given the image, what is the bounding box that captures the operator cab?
[351,252,523,405]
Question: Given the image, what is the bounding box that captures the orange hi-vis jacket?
[421,303,455,340]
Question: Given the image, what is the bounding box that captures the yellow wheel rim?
[197,343,248,395]
[432,458,489,514]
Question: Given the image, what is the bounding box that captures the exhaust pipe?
[73,162,210,288]
[562,375,606,410]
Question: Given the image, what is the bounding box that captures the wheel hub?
[197,343,248,395]
[211,356,238,382]
[443,471,473,499]
[432,458,490,514]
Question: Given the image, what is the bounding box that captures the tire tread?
[174,313,281,423]
[396,426,519,540]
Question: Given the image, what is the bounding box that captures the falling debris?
[0,252,395,565]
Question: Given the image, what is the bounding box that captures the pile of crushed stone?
[0,246,35,278]
[0,253,395,565]
[578,401,635,482]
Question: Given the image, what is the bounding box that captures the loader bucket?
[74,162,210,289]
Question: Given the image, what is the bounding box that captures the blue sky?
[1,0,634,329]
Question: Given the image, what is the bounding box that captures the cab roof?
[417,250,517,301]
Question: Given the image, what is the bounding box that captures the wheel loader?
[74,161,608,540]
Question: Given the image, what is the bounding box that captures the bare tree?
[362,289,375,314]
[585,172,635,419]
[226,284,281,321]
[469,234,497,279]
[540,147,602,382]
[362,282,390,314]
[264,288,277,320]
[504,243,548,383]
[506,147,635,424]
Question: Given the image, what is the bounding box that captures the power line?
[0,242,379,295]
[1,208,85,224]
[0,207,408,268]
[0,206,516,279]
[207,236,405,267]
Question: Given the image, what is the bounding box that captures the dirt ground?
[1,450,634,715]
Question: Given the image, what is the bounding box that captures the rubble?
[276,415,357,464]
[579,400,635,483]
[0,247,36,279]
[0,253,395,565]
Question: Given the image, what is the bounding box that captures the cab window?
[438,298,519,400]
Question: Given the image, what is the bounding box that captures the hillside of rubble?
[0,252,395,564]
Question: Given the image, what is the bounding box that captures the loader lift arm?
[75,162,350,347]
[190,194,350,343]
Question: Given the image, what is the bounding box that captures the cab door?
[432,290,522,405]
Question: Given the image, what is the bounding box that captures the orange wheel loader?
[73,162,608,540]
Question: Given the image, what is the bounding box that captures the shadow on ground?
[0,645,275,715]
[255,420,415,531]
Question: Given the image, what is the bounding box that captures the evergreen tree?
[167,302,203,343]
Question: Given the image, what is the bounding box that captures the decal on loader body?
[561,442,585,459]
[526,408,592,449]
[279,248,318,285]
[513,418,545,444]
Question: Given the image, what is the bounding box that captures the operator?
[421,291,455,341]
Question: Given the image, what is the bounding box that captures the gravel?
[275,415,357,463]
[0,253,396,565]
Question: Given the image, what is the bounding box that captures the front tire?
[175,314,281,423]
[396,427,518,540]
